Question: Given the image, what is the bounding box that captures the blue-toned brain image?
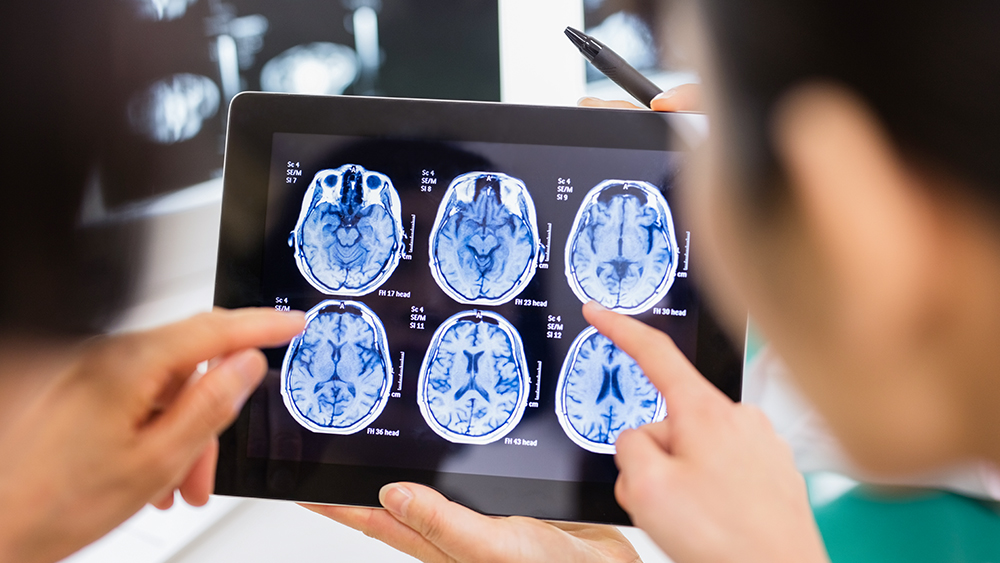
[417,311,529,444]
[429,172,541,305]
[281,300,392,434]
[556,326,666,454]
[565,180,678,314]
[289,164,404,296]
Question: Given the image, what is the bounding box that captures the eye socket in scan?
[281,300,393,434]
[428,172,541,306]
[289,164,404,296]
[555,326,666,454]
[417,310,529,445]
[565,180,678,315]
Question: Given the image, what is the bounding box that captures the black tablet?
[213,92,743,525]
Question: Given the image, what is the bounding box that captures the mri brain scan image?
[260,42,359,96]
[565,180,679,314]
[417,311,529,444]
[429,172,541,305]
[127,74,220,144]
[556,326,666,454]
[130,0,197,21]
[281,300,392,434]
[289,165,404,296]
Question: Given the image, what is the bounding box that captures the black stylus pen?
[565,26,663,108]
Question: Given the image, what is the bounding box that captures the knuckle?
[188,310,222,327]
[194,377,235,431]
[635,459,661,487]
[136,443,181,486]
[98,333,148,366]
[615,429,643,457]
[615,475,636,509]
[358,512,385,541]
[189,312,228,346]
[687,396,718,422]
[175,311,231,352]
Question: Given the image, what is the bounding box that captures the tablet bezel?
[214,92,743,525]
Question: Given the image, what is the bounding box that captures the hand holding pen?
[565,26,701,111]
[578,83,701,112]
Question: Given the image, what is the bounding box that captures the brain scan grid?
[290,165,404,296]
[417,311,529,444]
[429,172,541,306]
[556,327,666,454]
[277,155,684,455]
[281,300,393,434]
[565,180,678,314]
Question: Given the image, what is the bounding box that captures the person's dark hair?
[0,1,135,335]
[697,0,1000,210]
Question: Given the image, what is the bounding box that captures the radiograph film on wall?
[281,300,393,434]
[556,326,666,454]
[417,310,530,445]
[428,172,541,305]
[289,165,404,296]
[565,180,678,314]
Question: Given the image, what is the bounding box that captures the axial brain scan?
[289,165,404,296]
[127,73,220,144]
[281,300,392,434]
[417,311,529,444]
[429,172,541,305]
[556,327,665,454]
[565,180,678,314]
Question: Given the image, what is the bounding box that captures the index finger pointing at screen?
[582,301,728,410]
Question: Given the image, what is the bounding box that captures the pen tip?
[564,27,599,57]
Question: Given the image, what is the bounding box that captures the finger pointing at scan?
[584,301,829,563]
[139,349,267,493]
[131,310,306,506]
[582,301,726,410]
[142,308,308,371]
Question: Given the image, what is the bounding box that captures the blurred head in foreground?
[677,0,1000,473]
[0,1,136,338]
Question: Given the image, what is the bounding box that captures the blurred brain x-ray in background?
[99,0,501,206]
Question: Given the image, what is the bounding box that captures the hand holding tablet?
[213,93,743,524]
[296,302,827,563]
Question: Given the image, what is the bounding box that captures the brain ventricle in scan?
[289,164,404,296]
[417,311,529,444]
[281,300,392,434]
[565,180,678,314]
[556,326,665,454]
[429,172,541,305]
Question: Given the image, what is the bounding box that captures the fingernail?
[380,483,413,518]
[653,88,677,102]
[577,96,598,105]
[283,310,307,323]
[232,350,263,384]
[585,300,607,312]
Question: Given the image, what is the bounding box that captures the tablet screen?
[214,93,741,524]
[252,131,696,482]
